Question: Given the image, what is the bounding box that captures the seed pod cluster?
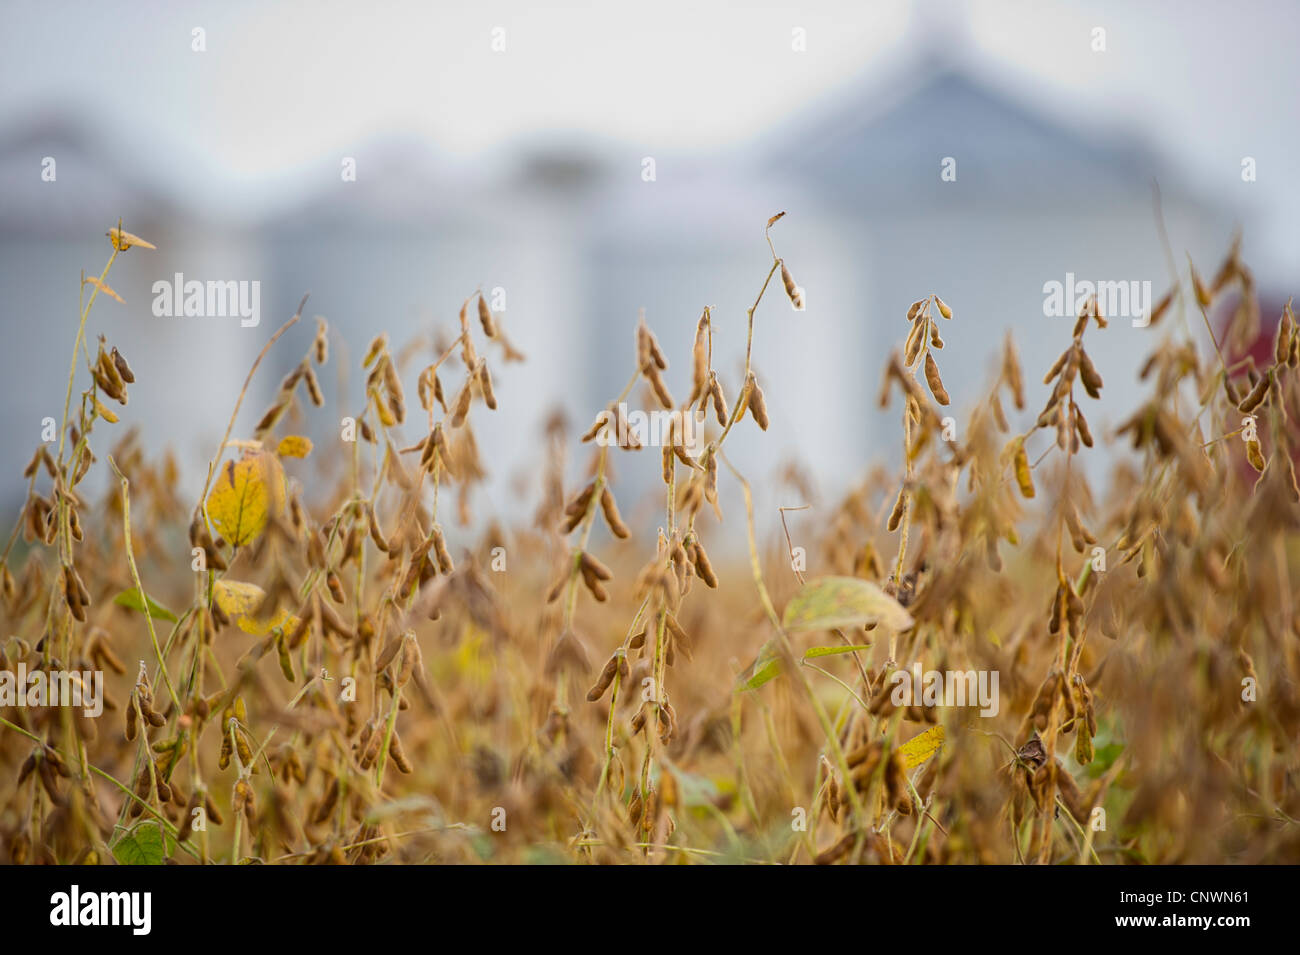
[91,339,131,405]
[636,318,673,409]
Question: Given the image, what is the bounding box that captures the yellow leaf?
[83,275,124,304]
[451,625,492,683]
[212,580,266,620]
[205,451,283,547]
[276,435,313,458]
[237,606,301,637]
[898,724,945,770]
[107,226,156,251]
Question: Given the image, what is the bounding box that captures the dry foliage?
[2,219,1298,865]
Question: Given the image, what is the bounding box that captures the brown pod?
[366,503,391,554]
[477,294,497,338]
[887,486,907,531]
[204,792,225,826]
[477,359,497,411]
[389,731,414,774]
[780,260,804,310]
[904,319,926,367]
[690,541,718,588]
[708,374,729,427]
[1237,371,1271,414]
[924,352,950,405]
[747,373,770,430]
[326,569,345,604]
[1078,349,1103,397]
[125,695,139,741]
[313,317,329,364]
[599,486,630,539]
[111,346,136,383]
[450,379,473,428]
[431,525,454,574]
[586,653,620,702]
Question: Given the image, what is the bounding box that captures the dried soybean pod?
[234,779,257,822]
[586,652,620,702]
[599,486,630,539]
[110,346,135,383]
[747,373,770,430]
[1246,438,1266,472]
[690,540,718,588]
[476,358,497,410]
[924,352,949,405]
[887,486,906,532]
[303,365,325,407]
[431,525,454,574]
[450,379,473,427]
[1074,408,1094,448]
[1237,371,1271,414]
[366,503,391,554]
[904,318,925,367]
[1003,334,1025,409]
[389,731,414,774]
[313,317,329,364]
[690,308,710,404]
[708,374,729,427]
[780,260,804,311]
[580,550,612,583]
[477,294,497,338]
[395,633,419,689]
[204,792,225,826]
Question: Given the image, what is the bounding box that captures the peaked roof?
[763,69,1184,211]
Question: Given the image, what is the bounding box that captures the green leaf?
[802,644,872,660]
[1087,742,1125,778]
[113,587,177,623]
[736,641,783,691]
[110,823,173,865]
[782,576,913,633]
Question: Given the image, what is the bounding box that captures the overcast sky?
[2,0,1297,264]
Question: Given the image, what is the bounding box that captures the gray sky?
[4,0,1297,270]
